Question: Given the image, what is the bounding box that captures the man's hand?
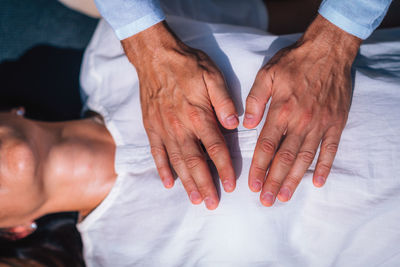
[122,22,239,210]
[244,15,361,206]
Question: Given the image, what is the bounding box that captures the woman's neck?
[39,118,117,217]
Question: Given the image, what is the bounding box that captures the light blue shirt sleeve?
[94,0,165,40]
[318,0,392,39]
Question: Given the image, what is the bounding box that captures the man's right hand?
[121,22,239,210]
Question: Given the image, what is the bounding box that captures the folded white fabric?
[78,12,400,267]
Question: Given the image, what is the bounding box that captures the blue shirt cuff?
[318,4,370,39]
[115,9,165,40]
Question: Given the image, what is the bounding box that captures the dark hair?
[0,212,85,267]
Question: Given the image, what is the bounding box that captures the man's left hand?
[244,15,361,206]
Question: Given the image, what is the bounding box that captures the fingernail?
[278,187,291,201]
[315,176,326,187]
[223,180,234,192]
[252,180,262,192]
[244,114,254,125]
[190,191,202,204]
[204,197,216,209]
[162,178,173,188]
[261,192,275,206]
[225,115,238,127]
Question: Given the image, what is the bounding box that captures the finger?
[194,114,236,193]
[260,132,302,207]
[163,139,203,205]
[313,127,341,188]
[204,69,239,130]
[147,131,175,189]
[244,68,273,129]
[179,135,219,210]
[248,108,287,193]
[277,131,321,202]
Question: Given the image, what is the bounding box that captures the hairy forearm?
[299,15,362,63]
[121,21,183,71]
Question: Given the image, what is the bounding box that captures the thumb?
[205,70,238,130]
[244,68,273,129]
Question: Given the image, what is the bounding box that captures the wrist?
[299,14,362,63]
[121,21,183,67]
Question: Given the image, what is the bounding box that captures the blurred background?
[0,0,98,121]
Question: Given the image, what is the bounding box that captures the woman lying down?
[2,9,400,267]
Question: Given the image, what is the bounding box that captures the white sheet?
[78,14,400,267]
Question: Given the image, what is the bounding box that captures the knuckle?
[253,164,268,175]
[169,152,183,166]
[285,174,301,187]
[259,138,277,155]
[150,145,165,157]
[215,96,233,110]
[298,150,315,164]
[317,162,332,172]
[188,108,202,123]
[321,111,347,129]
[277,149,297,166]
[320,116,331,128]
[206,141,225,158]
[323,142,339,154]
[267,176,282,189]
[167,114,183,130]
[246,93,261,106]
[184,154,204,169]
[332,116,345,127]
[300,110,313,127]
